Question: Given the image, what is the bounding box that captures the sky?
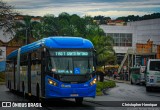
[5,0,160,19]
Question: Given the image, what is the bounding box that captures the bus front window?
[48,57,93,75]
[150,61,160,71]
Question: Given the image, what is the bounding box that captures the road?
[0,82,160,110]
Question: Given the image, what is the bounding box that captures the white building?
[100,18,160,64]
[0,27,14,61]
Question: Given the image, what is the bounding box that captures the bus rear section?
[146,59,160,91]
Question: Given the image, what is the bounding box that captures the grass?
[0,72,5,82]
[96,81,116,96]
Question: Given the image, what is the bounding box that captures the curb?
[105,78,130,84]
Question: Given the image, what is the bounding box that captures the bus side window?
[6,60,12,71]
[31,51,42,76]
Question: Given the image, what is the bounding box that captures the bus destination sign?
[54,51,90,56]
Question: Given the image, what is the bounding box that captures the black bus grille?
[58,75,90,83]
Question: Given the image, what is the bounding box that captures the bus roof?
[7,36,94,59]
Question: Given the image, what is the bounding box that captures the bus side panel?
[19,65,27,92]
[31,64,41,97]
[5,63,11,89]
[30,50,42,97]
[24,66,28,94]
[6,60,15,90]
[15,48,21,91]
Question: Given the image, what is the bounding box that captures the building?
[107,19,125,26]
[0,16,40,62]
[100,18,160,65]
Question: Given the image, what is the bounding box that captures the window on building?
[107,33,132,47]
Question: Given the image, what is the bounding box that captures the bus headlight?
[90,78,97,86]
[48,79,57,86]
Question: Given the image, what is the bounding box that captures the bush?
[96,81,116,95]
[0,72,5,82]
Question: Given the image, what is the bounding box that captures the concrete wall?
[100,18,160,54]
[128,18,160,45]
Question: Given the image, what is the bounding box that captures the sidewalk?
[104,76,130,84]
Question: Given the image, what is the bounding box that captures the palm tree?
[14,15,39,44]
[87,36,116,66]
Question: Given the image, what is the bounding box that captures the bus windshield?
[47,50,94,75]
[150,61,160,71]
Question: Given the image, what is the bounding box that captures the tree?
[28,13,116,67]
[0,0,17,35]
[87,35,116,67]
[14,15,39,44]
[84,16,116,66]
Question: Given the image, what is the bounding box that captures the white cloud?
[85,11,151,18]
[5,0,160,18]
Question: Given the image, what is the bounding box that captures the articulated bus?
[145,59,160,92]
[6,37,96,104]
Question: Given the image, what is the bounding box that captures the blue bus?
[5,36,96,104]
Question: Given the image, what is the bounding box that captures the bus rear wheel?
[75,97,83,105]
[36,84,40,100]
[131,79,133,85]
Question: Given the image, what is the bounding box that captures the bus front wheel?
[75,97,83,105]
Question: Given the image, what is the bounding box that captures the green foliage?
[14,15,39,44]
[93,15,111,24]
[87,35,116,66]
[116,13,160,22]
[14,12,116,65]
[0,72,5,82]
[96,81,116,95]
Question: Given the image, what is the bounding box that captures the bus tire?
[36,84,40,100]
[22,82,25,97]
[8,81,11,91]
[8,80,9,88]
[75,97,83,105]
[146,87,151,92]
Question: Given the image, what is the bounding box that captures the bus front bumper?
[45,84,96,98]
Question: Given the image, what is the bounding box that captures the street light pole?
[26,28,28,45]
[26,27,29,45]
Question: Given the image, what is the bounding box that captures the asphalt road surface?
[0,82,160,110]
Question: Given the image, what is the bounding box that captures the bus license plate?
[70,94,79,97]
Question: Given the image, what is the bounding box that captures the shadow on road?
[6,90,95,108]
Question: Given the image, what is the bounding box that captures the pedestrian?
[113,70,117,80]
